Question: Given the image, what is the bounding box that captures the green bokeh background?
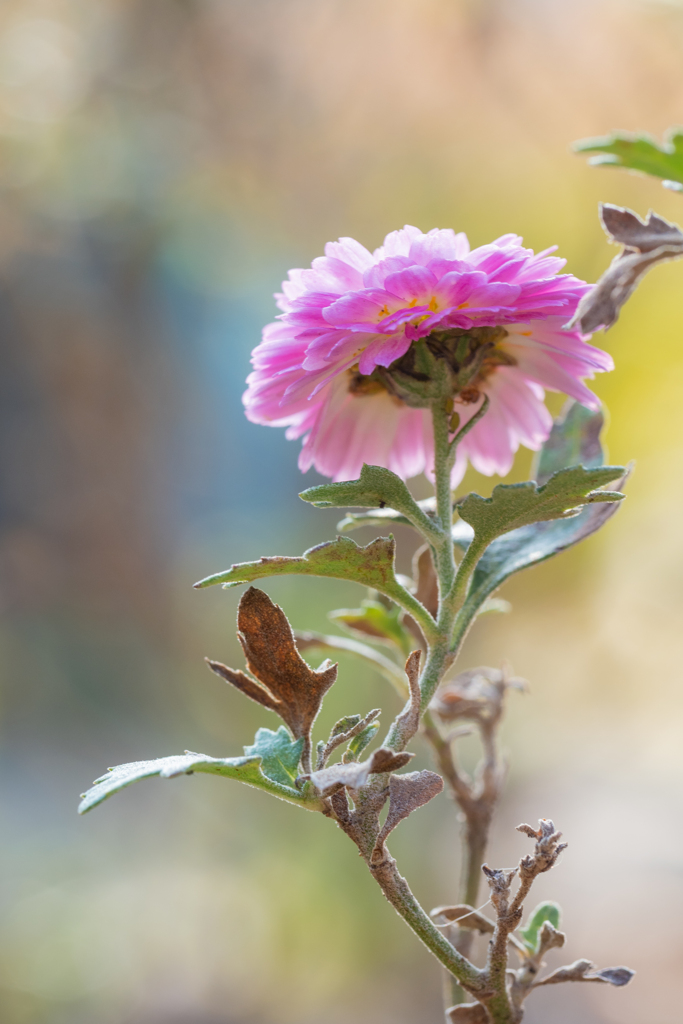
[1,2,683,1022]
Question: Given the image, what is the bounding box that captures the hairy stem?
[369,851,485,994]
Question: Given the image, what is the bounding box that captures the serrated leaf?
[520,901,562,953]
[456,465,625,548]
[330,599,411,652]
[454,469,629,640]
[207,588,337,764]
[243,726,304,788]
[79,750,319,815]
[575,128,683,186]
[300,464,441,539]
[532,401,604,485]
[195,536,436,640]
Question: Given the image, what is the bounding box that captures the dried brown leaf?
[534,959,633,988]
[394,650,422,744]
[413,543,439,617]
[568,204,683,332]
[207,587,338,744]
[372,770,443,859]
[601,204,683,252]
[446,1003,488,1023]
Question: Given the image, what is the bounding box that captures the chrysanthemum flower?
[243,225,612,484]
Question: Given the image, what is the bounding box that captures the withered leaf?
[601,204,683,252]
[394,650,423,745]
[593,967,635,987]
[306,746,413,796]
[535,959,634,988]
[373,770,443,858]
[568,204,683,332]
[430,904,495,934]
[413,543,439,617]
[207,587,337,746]
[446,1004,488,1023]
[431,666,526,722]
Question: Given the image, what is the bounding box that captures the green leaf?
[243,726,304,788]
[456,465,625,548]
[329,599,412,653]
[79,750,320,815]
[575,128,683,188]
[194,536,437,641]
[450,403,631,647]
[520,901,562,953]
[346,720,380,760]
[300,464,441,540]
[532,402,605,485]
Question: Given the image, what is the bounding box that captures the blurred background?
[1,1,683,1022]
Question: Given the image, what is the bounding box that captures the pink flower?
[243,226,612,484]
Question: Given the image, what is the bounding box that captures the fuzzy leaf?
[243,726,304,788]
[451,403,630,636]
[456,468,629,626]
[456,465,625,547]
[207,587,337,744]
[196,537,434,637]
[520,901,562,953]
[532,401,604,485]
[373,771,443,855]
[575,128,683,187]
[306,747,414,796]
[346,720,380,760]
[300,464,440,539]
[79,750,317,815]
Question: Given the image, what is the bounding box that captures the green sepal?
[329,599,412,653]
[456,465,625,548]
[243,726,304,789]
[574,128,683,188]
[346,720,380,761]
[79,750,320,815]
[519,901,562,953]
[299,464,441,539]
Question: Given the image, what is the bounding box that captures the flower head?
[244,225,612,483]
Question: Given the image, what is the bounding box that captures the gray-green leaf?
[79,750,319,814]
[243,727,304,788]
[300,464,441,540]
[456,465,625,548]
[532,401,604,485]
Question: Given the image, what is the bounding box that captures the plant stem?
[369,852,486,994]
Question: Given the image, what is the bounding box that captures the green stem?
[369,853,485,994]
